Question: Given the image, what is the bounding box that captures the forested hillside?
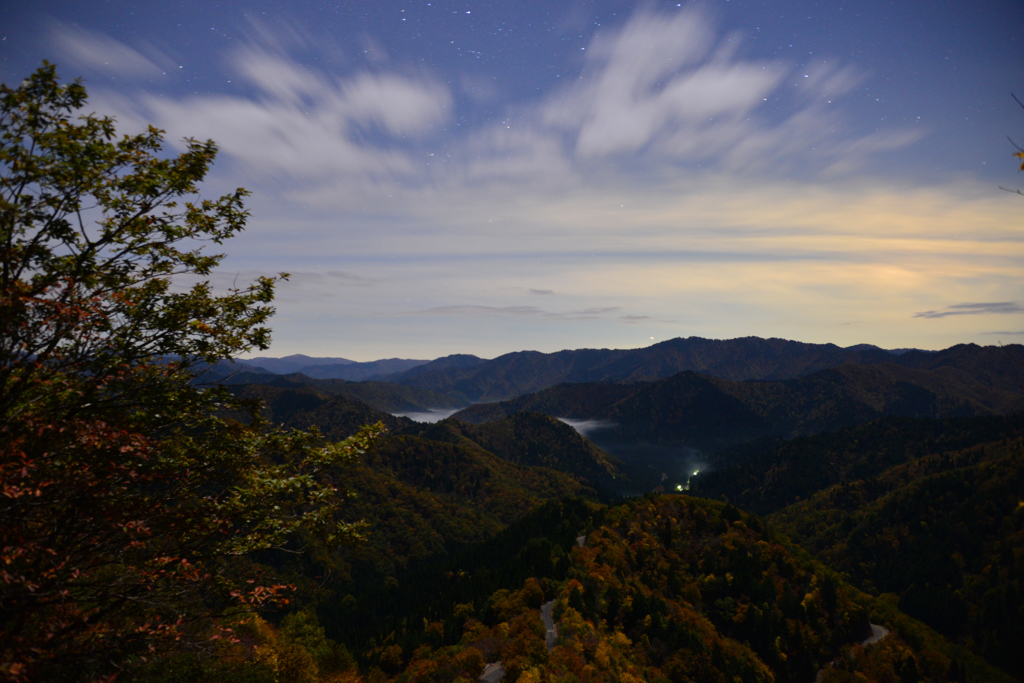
[219,367,1024,682]
[413,412,622,489]
[769,436,1024,675]
[217,385,612,592]
[452,363,1024,450]
[220,371,467,414]
[693,413,1024,514]
[200,379,1024,683]
[386,338,1024,403]
[323,435,588,582]
[158,495,1009,683]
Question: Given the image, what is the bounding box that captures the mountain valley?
[190,337,1024,682]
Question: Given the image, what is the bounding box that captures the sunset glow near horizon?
[3,0,1023,361]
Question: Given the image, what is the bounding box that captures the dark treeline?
[348,494,1008,683]
[770,436,1024,675]
[320,497,600,657]
[692,412,1024,515]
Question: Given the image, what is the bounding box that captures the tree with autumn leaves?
[0,64,379,682]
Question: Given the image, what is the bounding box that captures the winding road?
[541,600,558,650]
[478,601,557,682]
[480,603,888,682]
[861,623,890,646]
[479,662,504,683]
[816,623,891,682]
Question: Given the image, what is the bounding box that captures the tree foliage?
[374,496,1007,683]
[0,63,380,682]
[1005,92,1024,195]
[770,436,1024,676]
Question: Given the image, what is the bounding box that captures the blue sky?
[3,0,1023,360]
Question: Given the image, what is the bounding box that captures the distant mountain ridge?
[221,372,467,415]
[298,358,431,381]
[383,337,969,403]
[231,338,1023,408]
[450,356,1024,450]
[237,354,354,374]
[237,355,432,381]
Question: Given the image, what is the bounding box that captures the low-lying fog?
[392,408,461,423]
[558,416,711,496]
[557,417,617,437]
[600,442,710,496]
[391,412,712,496]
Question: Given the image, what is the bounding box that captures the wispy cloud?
[51,22,171,78]
[88,41,451,188]
[914,302,1023,319]
[417,305,544,317]
[546,9,784,158]
[64,6,922,206]
[537,7,918,173]
[414,304,622,321]
[284,270,374,289]
[43,14,1021,358]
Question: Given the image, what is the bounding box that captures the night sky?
[3,1,1023,360]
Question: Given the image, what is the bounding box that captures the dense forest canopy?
[0,64,381,681]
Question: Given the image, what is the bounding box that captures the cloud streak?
[546,9,785,158]
[41,10,1022,359]
[914,302,1024,319]
[51,23,172,78]
[68,6,923,205]
[97,45,452,190]
[536,7,918,174]
[412,305,625,321]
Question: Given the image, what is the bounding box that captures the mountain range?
[449,359,1024,449]
[387,336,920,402]
[766,423,1024,676]
[202,336,1024,681]
[233,337,1022,406]
[237,355,432,381]
[238,353,355,374]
